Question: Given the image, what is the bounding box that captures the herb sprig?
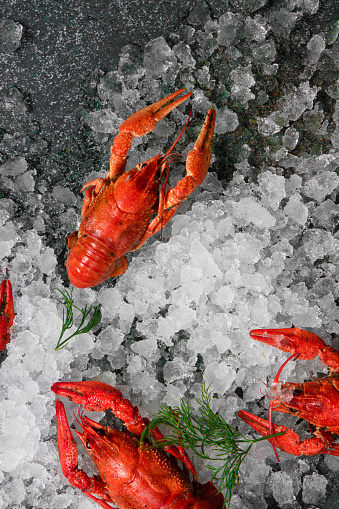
[55,288,101,350]
[142,384,284,507]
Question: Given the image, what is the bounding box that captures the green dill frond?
[55,288,101,350]
[142,383,284,507]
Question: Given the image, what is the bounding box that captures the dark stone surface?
[0,0,226,138]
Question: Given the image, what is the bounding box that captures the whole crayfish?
[52,381,224,508]
[239,328,339,457]
[66,89,216,288]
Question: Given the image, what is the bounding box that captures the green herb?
[55,288,101,350]
[142,384,284,507]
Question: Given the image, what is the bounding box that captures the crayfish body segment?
[51,381,224,508]
[66,89,216,288]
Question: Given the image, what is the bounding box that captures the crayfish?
[66,89,216,288]
[238,327,339,457]
[51,381,224,508]
[0,278,14,351]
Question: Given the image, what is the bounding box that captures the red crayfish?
[238,327,339,457]
[0,278,14,351]
[66,89,216,288]
[51,381,224,508]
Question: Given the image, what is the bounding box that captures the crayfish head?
[114,156,162,213]
[75,414,139,485]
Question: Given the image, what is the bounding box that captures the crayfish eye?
[96,428,106,436]
[85,439,91,449]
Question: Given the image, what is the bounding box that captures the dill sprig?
[55,288,101,350]
[142,384,284,507]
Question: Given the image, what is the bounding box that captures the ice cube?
[204,361,236,394]
[284,194,308,225]
[269,471,296,505]
[303,171,339,202]
[0,19,23,53]
[302,472,327,504]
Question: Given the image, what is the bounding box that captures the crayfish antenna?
[160,110,192,165]
[159,167,170,239]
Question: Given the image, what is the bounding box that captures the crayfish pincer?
[66,89,216,288]
[51,381,224,508]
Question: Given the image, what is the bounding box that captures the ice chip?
[302,171,339,202]
[302,472,327,504]
[163,358,194,384]
[130,338,158,358]
[85,109,122,133]
[285,174,302,195]
[188,0,211,26]
[7,477,26,504]
[312,199,338,229]
[258,82,318,134]
[192,89,213,113]
[0,19,23,53]
[212,285,235,311]
[258,172,286,210]
[302,229,337,263]
[302,0,320,15]
[229,198,276,228]
[2,86,27,114]
[284,194,308,225]
[283,127,299,150]
[52,185,77,206]
[79,499,99,509]
[244,16,268,42]
[251,39,276,65]
[270,471,295,505]
[189,239,222,278]
[0,157,27,176]
[15,171,35,193]
[217,13,244,47]
[230,65,256,106]
[214,107,239,134]
[172,41,196,68]
[204,361,236,394]
[257,113,283,135]
[162,383,186,407]
[305,34,325,65]
[324,455,339,472]
[156,306,196,344]
[38,247,57,275]
[143,37,178,82]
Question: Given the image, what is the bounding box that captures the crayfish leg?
[80,178,105,217]
[86,493,115,509]
[67,232,79,249]
[108,256,128,278]
[147,421,197,480]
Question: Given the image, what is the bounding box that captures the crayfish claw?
[250,327,328,361]
[118,88,192,138]
[238,410,327,457]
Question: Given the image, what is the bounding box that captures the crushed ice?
[1,2,339,508]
